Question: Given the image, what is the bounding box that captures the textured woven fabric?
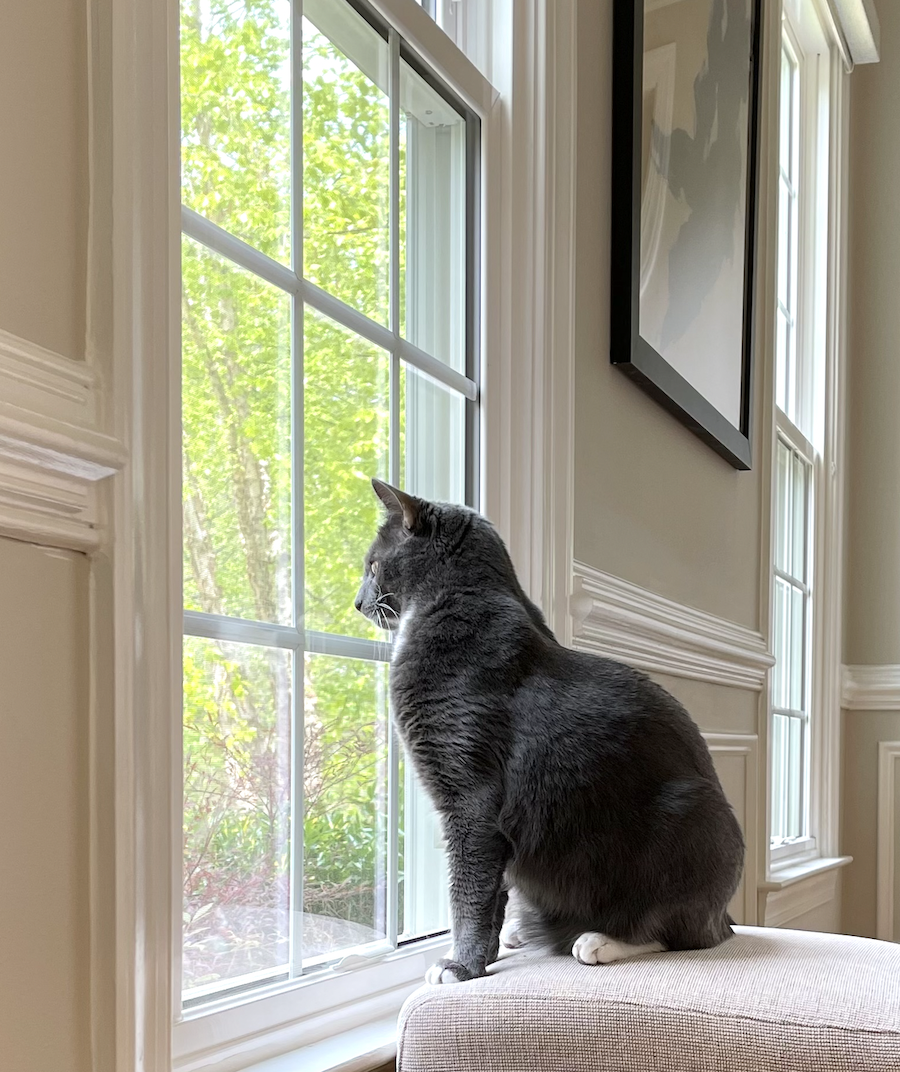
[397,927,900,1072]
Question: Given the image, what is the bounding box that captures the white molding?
[570,561,774,692]
[762,866,840,928]
[106,0,182,1068]
[0,329,125,551]
[842,665,900,710]
[704,735,759,926]
[877,741,900,942]
[825,0,880,65]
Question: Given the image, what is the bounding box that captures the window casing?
[178,0,480,1027]
[770,4,833,867]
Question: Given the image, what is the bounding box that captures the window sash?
[179,0,482,1015]
[770,7,833,864]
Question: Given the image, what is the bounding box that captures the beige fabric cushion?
[397,927,900,1071]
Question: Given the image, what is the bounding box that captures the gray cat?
[355,479,744,984]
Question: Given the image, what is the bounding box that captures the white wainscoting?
[0,328,125,551]
[877,741,900,942]
[570,560,774,691]
[704,734,760,926]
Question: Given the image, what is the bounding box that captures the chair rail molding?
[877,741,900,942]
[841,665,900,710]
[570,561,774,691]
[0,328,126,551]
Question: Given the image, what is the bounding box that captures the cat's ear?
[371,478,422,532]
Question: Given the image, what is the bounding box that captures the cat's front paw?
[424,958,479,985]
[499,917,525,949]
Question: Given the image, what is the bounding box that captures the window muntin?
[180,0,478,1008]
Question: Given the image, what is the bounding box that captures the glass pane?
[790,584,806,712]
[400,59,467,372]
[182,238,292,625]
[792,451,809,582]
[778,179,791,313]
[779,49,792,175]
[302,653,389,962]
[400,761,450,940]
[180,0,291,263]
[776,312,789,414]
[303,306,390,639]
[183,637,292,994]
[303,5,390,324]
[773,575,790,710]
[402,365,466,504]
[771,711,786,839]
[775,439,790,574]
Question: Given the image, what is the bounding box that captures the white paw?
[499,917,525,949]
[572,932,665,965]
[425,962,463,985]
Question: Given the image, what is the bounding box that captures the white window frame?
[765,0,847,879]
[104,0,576,1069]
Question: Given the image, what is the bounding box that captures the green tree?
[180,0,402,989]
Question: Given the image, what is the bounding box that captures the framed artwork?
[611,0,764,470]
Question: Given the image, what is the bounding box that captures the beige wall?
[0,539,90,1072]
[573,0,762,632]
[845,1,900,668]
[842,1,900,941]
[0,4,93,1071]
[0,0,88,360]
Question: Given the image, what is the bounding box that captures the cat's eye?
[370,560,379,574]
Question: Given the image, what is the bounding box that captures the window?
[179,0,478,1012]
[770,6,832,864]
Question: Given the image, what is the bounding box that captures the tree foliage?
[180,0,400,990]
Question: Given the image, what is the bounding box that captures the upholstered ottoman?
[397,927,900,1071]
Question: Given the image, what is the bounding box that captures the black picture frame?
[610,0,763,471]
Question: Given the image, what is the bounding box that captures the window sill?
[759,855,852,929]
[763,854,852,890]
[242,1018,398,1072]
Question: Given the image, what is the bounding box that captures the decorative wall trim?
[0,329,126,551]
[571,561,774,691]
[877,741,900,941]
[704,734,759,926]
[842,665,900,710]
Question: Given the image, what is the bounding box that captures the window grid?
[181,0,478,1007]
[771,24,818,857]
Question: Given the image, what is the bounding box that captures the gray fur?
[355,480,744,981]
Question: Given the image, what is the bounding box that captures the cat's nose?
[354,595,363,612]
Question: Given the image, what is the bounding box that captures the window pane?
[181,0,291,263]
[789,584,805,712]
[776,311,789,414]
[780,49,793,173]
[792,451,809,582]
[402,365,466,503]
[303,6,390,324]
[775,439,790,575]
[771,713,803,842]
[182,238,292,625]
[400,762,450,940]
[773,575,790,710]
[183,637,292,994]
[303,653,389,963]
[303,306,390,639]
[778,179,791,312]
[400,59,467,372]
